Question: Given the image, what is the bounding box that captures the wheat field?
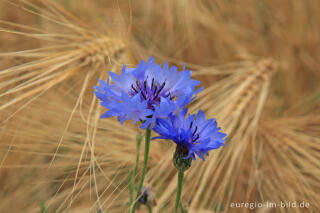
[0,0,319,212]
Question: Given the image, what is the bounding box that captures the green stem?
[174,171,184,213]
[147,205,153,213]
[180,203,187,213]
[129,134,142,206]
[130,127,151,213]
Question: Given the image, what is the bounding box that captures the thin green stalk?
[180,203,187,213]
[147,205,153,213]
[130,127,151,213]
[40,201,48,213]
[129,134,142,205]
[174,171,184,213]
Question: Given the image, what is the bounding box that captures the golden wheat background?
[0,0,320,212]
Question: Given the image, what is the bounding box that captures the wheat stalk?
[0,0,125,119]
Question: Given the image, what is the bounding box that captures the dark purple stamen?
[192,134,200,142]
[155,82,166,97]
[131,85,138,93]
[153,86,158,96]
[144,80,147,89]
[159,81,166,92]
[131,77,170,105]
[192,126,198,136]
[189,121,193,129]
[141,92,147,99]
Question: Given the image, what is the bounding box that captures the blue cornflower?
[94,57,201,128]
[152,109,227,161]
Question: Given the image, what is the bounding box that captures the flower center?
[130,77,175,109]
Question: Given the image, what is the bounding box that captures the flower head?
[94,57,201,128]
[152,109,227,161]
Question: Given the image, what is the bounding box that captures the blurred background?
[0,0,319,212]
